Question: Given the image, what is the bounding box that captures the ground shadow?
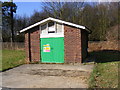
[85,50,120,63]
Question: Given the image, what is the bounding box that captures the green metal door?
[40,37,64,63]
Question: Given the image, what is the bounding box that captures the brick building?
[20,17,91,63]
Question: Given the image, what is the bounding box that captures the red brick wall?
[24,25,88,63]
[25,26,40,63]
[64,25,82,63]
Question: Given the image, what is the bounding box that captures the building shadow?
[84,50,120,63]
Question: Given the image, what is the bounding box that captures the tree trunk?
[10,5,14,42]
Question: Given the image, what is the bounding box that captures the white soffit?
[20,17,89,33]
[40,34,64,38]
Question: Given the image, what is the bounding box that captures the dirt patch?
[28,69,90,77]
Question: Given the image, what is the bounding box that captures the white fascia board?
[20,17,87,33]
[20,18,51,33]
[49,17,91,33]
[49,17,86,29]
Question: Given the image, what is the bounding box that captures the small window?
[41,24,47,30]
[40,21,63,35]
[41,24,47,34]
[48,22,55,33]
[48,22,54,27]
[56,23,62,33]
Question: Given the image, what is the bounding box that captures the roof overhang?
[20,17,91,33]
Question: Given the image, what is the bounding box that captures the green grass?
[0,49,26,71]
[89,61,119,88]
[89,50,119,88]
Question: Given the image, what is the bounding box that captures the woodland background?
[1,2,120,42]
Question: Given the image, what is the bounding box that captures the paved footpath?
[2,64,94,88]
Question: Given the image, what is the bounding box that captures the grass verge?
[88,50,119,88]
[0,49,26,71]
[89,61,119,88]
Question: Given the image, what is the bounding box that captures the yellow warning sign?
[43,44,49,46]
